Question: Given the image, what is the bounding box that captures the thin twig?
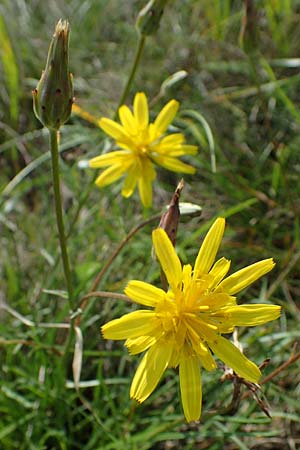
[260,350,300,386]
[241,347,300,400]
[80,291,132,303]
[75,214,161,325]
[89,214,160,293]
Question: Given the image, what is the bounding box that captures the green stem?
[49,128,74,309]
[65,32,145,239]
[115,34,146,115]
[61,35,146,243]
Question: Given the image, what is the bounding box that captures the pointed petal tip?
[169,99,179,109]
[217,257,276,295]
[269,258,276,268]
[185,414,201,423]
[100,324,107,338]
[216,216,226,226]
[95,175,103,187]
[210,335,262,383]
[129,393,143,404]
[135,91,146,99]
[194,217,226,277]
[179,351,202,423]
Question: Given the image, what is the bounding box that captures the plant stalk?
[49,128,74,309]
[115,34,146,115]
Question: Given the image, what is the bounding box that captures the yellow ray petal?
[126,335,157,355]
[198,292,235,310]
[155,134,197,156]
[102,310,156,340]
[95,164,128,187]
[216,258,275,295]
[114,140,133,151]
[130,340,173,402]
[179,144,198,155]
[185,324,217,371]
[138,175,153,208]
[168,347,181,368]
[118,105,137,134]
[186,316,218,342]
[122,166,138,197]
[72,104,100,126]
[136,158,156,207]
[160,145,198,157]
[198,345,217,371]
[182,264,192,290]
[152,228,182,290]
[89,150,130,168]
[194,218,225,278]
[160,133,185,146]
[209,335,261,383]
[153,99,179,135]
[148,123,157,142]
[151,155,196,174]
[99,117,129,141]
[209,257,231,289]
[222,304,281,326]
[125,280,166,307]
[141,152,157,179]
[215,323,235,334]
[133,92,148,130]
[179,351,202,422]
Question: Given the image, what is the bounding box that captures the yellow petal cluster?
[89,92,197,207]
[102,218,281,422]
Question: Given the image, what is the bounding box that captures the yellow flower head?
[102,218,281,422]
[89,92,197,207]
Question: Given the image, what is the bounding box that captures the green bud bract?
[33,19,73,130]
[136,0,169,36]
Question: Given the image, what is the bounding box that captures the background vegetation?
[0,0,299,449]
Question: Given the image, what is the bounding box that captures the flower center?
[137,145,148,156]
[154,275,217,340]
[155,290,195,333]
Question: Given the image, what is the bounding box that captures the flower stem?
[49,128,74,309]
[115,34,146,115]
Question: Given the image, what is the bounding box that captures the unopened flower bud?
[136,0,169,36]
[33,19,73,130]
[157,178,183,246]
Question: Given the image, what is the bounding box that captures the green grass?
[1,1,300,449]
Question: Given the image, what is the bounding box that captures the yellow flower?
[89,92,197,207]
[102,218,281,422]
